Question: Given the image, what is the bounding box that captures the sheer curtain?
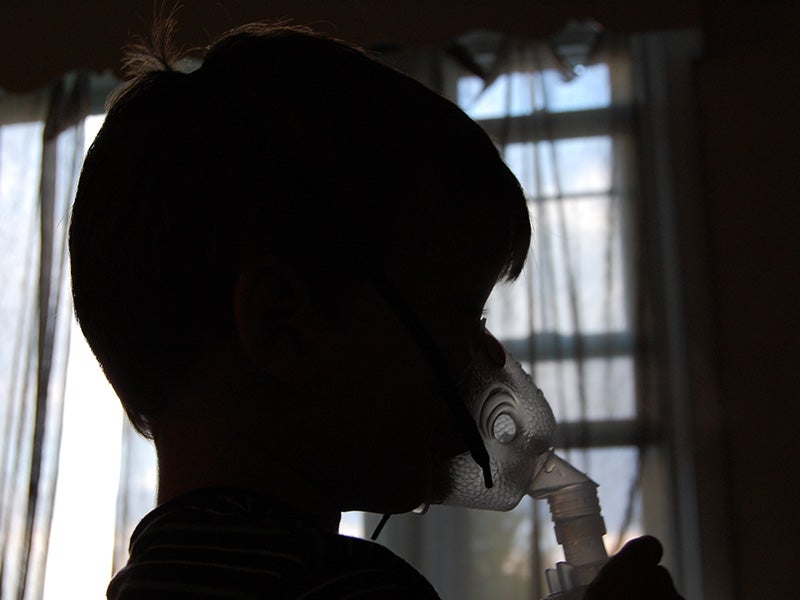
[480,35,645,597]
[0,30,697,600]
[0,72,141,600]
[0,73,89,600]
[375,31,668,600]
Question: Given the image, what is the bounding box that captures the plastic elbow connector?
[528,451,608,598]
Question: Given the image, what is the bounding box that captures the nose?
[482,327,507,368]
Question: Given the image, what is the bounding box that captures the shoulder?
[107,488,440,599]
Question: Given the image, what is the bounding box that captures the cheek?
[315,323,440,449]
[352,364,440,450]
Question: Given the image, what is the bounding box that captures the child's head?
[69,23,530,511]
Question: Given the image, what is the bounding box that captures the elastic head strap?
[369,274,494,490]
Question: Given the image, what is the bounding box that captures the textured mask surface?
[429,349,556,510]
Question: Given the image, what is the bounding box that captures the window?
[460,55,645,599]
[0,85,114,599]
[42,115,128,599]
[369,36,672,600]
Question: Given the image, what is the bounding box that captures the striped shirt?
[108,487,441,599]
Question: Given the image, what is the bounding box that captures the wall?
[692,2,800,598]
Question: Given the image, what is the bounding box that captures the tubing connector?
[528,451,608,598]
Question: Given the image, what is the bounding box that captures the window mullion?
[474,105,632,143]
[501,332,633,362]
[554,419,656,450]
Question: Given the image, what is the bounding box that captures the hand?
[583,536,684,599]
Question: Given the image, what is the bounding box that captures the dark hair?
[69,20,531,438]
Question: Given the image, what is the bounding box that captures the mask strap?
[370,513,392,541]
[369,274,494,490]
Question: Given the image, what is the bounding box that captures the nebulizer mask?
[424,327,609,598]
[371,276,609,599]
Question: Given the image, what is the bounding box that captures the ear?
[233,257,310,375]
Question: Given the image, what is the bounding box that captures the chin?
[343,490,426,515]
[343,464,432,515]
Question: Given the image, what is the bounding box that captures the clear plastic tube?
[528,452,608,598]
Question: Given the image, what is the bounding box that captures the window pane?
[340,511,365,538]
[532,357,636,422]
[503,137,613,197]
[484,195,630,338]
[531,195,629,334]
[538,65,611,113]
[458,64,610,119]
[43,114,129,599]
[44,315,124,599]
[458,72,542,119]
[483,271,534,341]
[0,123,43,368]
[0,122,44,599]
[467,498,534,600]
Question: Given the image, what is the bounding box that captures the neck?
[154,414,342,533]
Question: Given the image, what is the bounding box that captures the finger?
[585,553,684,600]
[591,535,662,582]
[616,535,663,565]
[651,565,685,600]
[584,536,664,596]
[585,567,683,600]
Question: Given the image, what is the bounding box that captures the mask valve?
[492,412,517,443]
